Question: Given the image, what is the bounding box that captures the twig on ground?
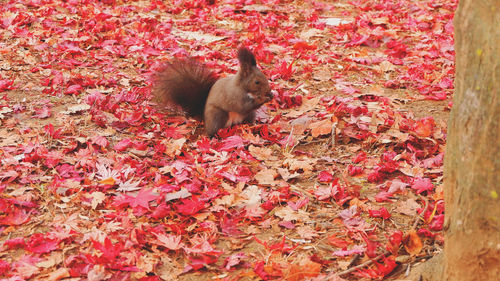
[337,251,389,277]
[412,197,429,230]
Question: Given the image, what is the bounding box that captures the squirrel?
[153,47,272,136]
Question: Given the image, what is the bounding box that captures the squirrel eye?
[255,80,260,85]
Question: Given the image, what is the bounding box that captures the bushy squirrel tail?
[153,59,218,117]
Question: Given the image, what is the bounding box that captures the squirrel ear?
[237,47,257,74]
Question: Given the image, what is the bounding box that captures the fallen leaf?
[90,192,106,209]
[403,230,423,256]
[254,168,277,186]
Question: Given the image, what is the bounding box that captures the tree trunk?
[410,0,500,280]
[445,0,500,280]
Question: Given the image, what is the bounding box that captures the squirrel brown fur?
[153,47,272,136]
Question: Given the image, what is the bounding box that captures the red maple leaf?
[26,233,59,254]
[411,177,434,194]
[369,207,391,219]
[130,188,157,209]
[0,79,15,92]
[92,237,123,264]
[0,208,30,225]
[175,198,205,216]
[113,188,157,210]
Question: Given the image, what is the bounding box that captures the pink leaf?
[91,136,109,148]
[224,253,246,270]
[411,178,434,194]
[153,233,184,250]
[114,138,133,151]
[219,135,244,151]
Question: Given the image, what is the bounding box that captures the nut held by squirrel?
[153,47,272,136]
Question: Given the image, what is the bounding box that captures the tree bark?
[445,0,500,280]
[410,0,500,280]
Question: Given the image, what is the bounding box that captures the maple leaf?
[332,245,365,256]
[387,230,403,254]
[153,233,184,250]
[317,171,334,182]
[347,165,363,176]
[413,117,436,138]
[175,198,205,216]
[411,177,434,194]
[254,261,283,280]
[374,256,397,277]
[274,206,310,222]
[0,170,19,183]
[95,163,119,182]
[218,135,245,151]
[65,84,83,95]
[0,0,457,278]
[129,188,157,209]
[254,168,276,186]
[430,214,444,231]
[296,225,318,239]
[47,267,70,280]
[287,197,309,211]
[278,221,295,229]
[220,215,243,236]
[165,189,192,202]
[25,233,59,254]
[184,238,218,255]
[286,259,322,281]
[240,185,262,207]
[368,207,391,219]
[314,185,335,200]
[114,138,133,151]
[0,259,10,275]
[117,179,141,192]
[92,237,123,264]
[3,237,26,250]
[34,106,52,119]
[403,230,423,256]
[352,151,367,163]
[327,235,351,248]
[98,177,116,186]
[12,255,41,279]
[0,79,15,92]
[224,253,246,270]
[89,191,106,209]
[87,264,109,281]
[387,179,408,194]
[375,191,393,202]
[309,118,334,137]
[0,208,31,225]
[91,135,109,148]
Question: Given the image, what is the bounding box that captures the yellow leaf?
[99,177,116,185]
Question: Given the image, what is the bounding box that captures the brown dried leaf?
[283,158,316,172]
[274,206,310,221]
[310,119,333,137]
[254,168,277,186]
[394,198,420,216]
[248,145,275,161]
[403,230,423,256]
[90,191,106,209]
[296,225,319,239]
